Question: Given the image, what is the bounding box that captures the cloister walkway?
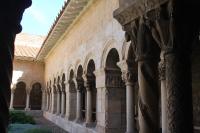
[26,111,68,133]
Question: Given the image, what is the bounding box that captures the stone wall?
[13,59,44,91]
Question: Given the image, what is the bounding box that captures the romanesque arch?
[30,82,42,110]
[104,48,126,133]
[13,81,26,109]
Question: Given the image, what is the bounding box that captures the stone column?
[65,82,70,119]
[165,51,193,133]
[49,92,52,112]
[42,89,46,111]
[51,86,56,114]
[61,90,65,117]
[25,91,30,111]
[46,93,49,111]
[56,90,61,115]
[76,86,82,122]
[159,52,167,133]
[118,60,137,133]
[84,80,92,125]
[9,89,15,110]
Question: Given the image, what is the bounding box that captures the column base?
[60,114,65,118]
[85,122,96,127]
[25,108,30,111]
[75,118,83,123]
[9,107,14,110]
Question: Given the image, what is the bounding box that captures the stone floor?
[34,116,68,133]
[25,110,68,133]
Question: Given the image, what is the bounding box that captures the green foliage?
[9,111,36,124]
[24,128,52,133]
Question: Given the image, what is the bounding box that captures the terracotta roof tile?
[15,45,40,58]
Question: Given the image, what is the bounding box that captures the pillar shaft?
[25,93,30,110]
[46,94,49,111]
[76,89,82,122]
[61,92,65,117]
[165,53,193,133]
[159,53,167,133]
[9,91,14,109]
[126,82,135,133]
[138,60,159,133]
[51,92,55,113]
[56,92,61,115]
[118,61,137,133]
[86,88,92,124]
[49,93,52,112]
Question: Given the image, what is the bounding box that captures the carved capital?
[158,60,166,80]
[122,71,137,85]
[11,89,15,94]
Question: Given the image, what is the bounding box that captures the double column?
[83,75,93,125]
[75,85,82,122]
[60,82,66,117]
[56,83,61,115]
[118,60,137,133]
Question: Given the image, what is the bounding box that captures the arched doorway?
[105,48,126,133]
[30,82,42,110]
[13,82,26,109]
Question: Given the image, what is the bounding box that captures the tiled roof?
[15,45,40,58]
[14,33,45,60]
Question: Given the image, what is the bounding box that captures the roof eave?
[36,0,92,61]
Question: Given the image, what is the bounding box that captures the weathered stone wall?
[44,0,124,81]
[13,59,44,91]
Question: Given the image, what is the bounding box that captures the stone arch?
[30,82,42,110]
[74,59,82,77]
[13,81,27,109]
[29,80,42,92]
[104,48,126,133]
[122,41,135,61]
[83,52,96,73]
[100,39,121,69]
[67,64,75,81]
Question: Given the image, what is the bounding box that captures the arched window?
[13,82,26,109]
[30,82,42,110]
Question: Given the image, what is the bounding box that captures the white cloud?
[29,7,47,25]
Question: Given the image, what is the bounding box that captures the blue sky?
[21,0,66,35]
